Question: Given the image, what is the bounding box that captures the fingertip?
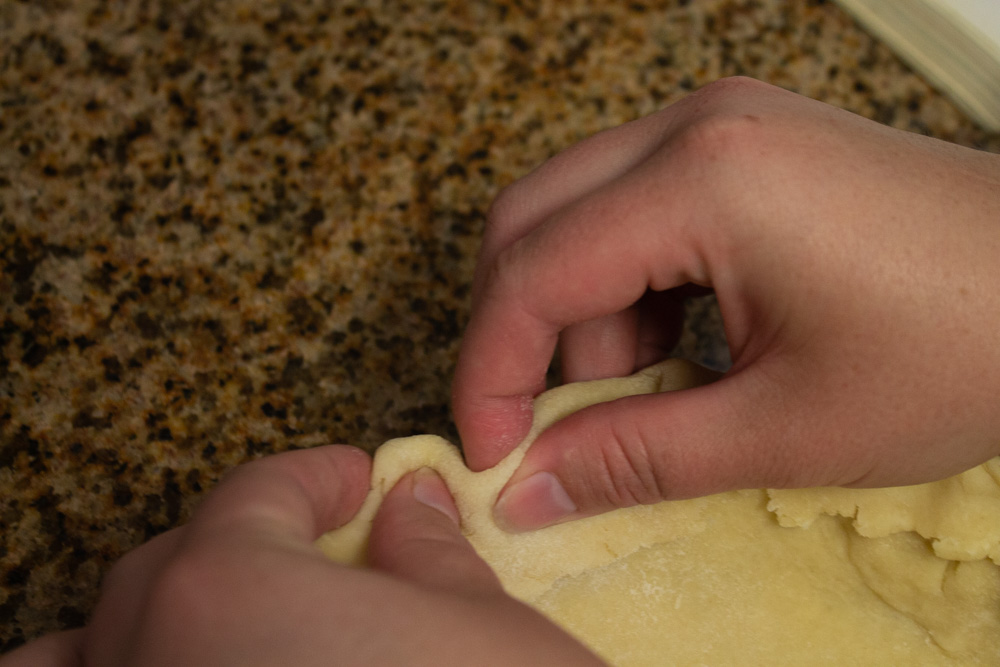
[492,386,741,528]
[370,469,463,559]
[451,272,555,470]
[494,471,578,533]
[292,444,374,530]
[327,444,375,488]
[491,403,612,529]
[190,444,374,543]
[456,394,535,471]
[410,467,460,525]
[369,469,502,595]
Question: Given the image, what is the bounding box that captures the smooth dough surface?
[317,359,1000,665]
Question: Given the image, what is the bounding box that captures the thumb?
[494,370,801,532]
[367,468,504,596]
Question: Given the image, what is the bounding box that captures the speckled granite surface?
[2,0,999,650]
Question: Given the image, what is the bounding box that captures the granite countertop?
[2,0,999,650]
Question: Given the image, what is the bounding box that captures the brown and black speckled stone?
[2,0,998,651]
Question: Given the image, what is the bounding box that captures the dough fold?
[317,359,1000,665]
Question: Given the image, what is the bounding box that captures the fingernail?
[494,471,577,533]
[411,468,460,525]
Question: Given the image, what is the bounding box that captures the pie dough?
[316,359,1000,665]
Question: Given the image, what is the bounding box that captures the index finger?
[453,152,714,471]
[187,445,372,545]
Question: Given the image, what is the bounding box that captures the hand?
[2,447,601,666]
[452,76,1000,532]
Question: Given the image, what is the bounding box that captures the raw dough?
[317,359,1000,665]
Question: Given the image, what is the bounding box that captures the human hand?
[452,77,1000,532]
[2,447,601,666]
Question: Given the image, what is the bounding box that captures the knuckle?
[683,76,770,117]
[696,75,768,102]
[670,78,777,163]
[609,417,669,505]
[580,404,669,508]
[478,194,537,311]
[145,548,222,622]
[674,110,769,167]
[482,239,530,312]
[485,182,526,235]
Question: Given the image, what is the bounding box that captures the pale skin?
[453,76,1000,532]
[6,77,1000,660]
[1,447,601,666]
